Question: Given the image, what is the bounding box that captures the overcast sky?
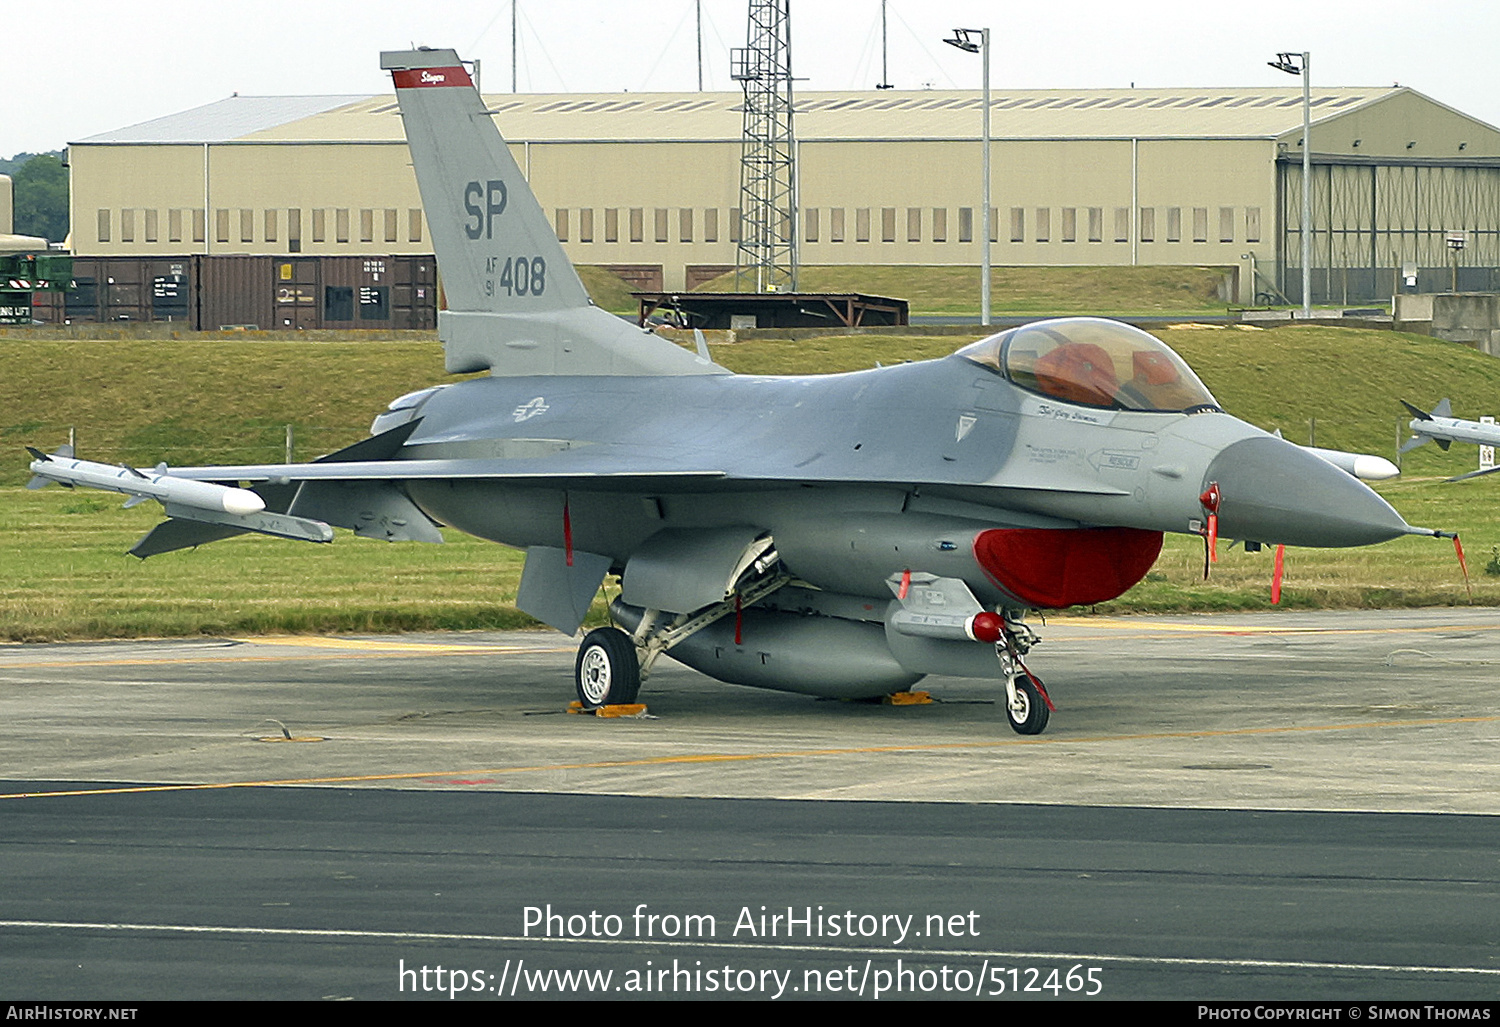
[7,0,1500,156]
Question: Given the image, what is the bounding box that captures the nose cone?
[1205,436,1410,548]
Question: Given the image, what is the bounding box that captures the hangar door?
[1278,156,1500,303]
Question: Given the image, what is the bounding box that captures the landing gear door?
[621,526,771,615]
[518,545,613,636]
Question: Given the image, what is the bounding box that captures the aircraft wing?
[155,458,730,485]
[152,456,1121,494]
[29,404,1128,560]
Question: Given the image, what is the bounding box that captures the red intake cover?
[973,527,1164,608]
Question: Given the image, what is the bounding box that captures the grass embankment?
[693,264,1234,316]
[2,324,1498,640]
[576,265,641,315]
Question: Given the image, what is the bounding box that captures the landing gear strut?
[618,568,791,682]
[995,612,1051,735]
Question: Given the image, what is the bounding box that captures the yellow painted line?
[3,713,1496,802]
[0,644,573,670]
[227,635,523,653]
[8,617,1496,670]
[1045,617,1500,638]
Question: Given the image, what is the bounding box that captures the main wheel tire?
[575,627,641,709]
[1006,677,1050,735]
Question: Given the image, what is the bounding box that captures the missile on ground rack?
[1400,398,1500,452]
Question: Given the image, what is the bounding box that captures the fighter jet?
[26,48,1451,735]
[1400,399,1500,480]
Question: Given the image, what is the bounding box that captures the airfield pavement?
[1,607,1498,1001]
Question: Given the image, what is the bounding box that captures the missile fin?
[1400,399,1432,421]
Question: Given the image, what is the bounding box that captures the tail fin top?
[381,48,723,378]
[381,48,588,316]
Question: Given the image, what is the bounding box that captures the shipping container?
[36,254,438,330]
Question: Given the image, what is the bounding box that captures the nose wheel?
[1004,675,1050,735]
[575,626,641,709]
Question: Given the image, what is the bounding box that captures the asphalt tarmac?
[2,608,1498,1001]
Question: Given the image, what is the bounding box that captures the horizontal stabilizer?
[161,502,334,544]
[130,519,251,559]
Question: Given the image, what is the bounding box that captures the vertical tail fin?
[380,48,723,378]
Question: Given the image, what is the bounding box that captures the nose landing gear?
[996,614,1053,735]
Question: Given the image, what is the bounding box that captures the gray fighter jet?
[27,48,1450,734]
[1400,399,1500,481]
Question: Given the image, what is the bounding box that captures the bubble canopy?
[955,318,1221,413]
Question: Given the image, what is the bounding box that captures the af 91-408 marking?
[483,255,547,298]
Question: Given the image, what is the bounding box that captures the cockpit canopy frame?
[955,318,1221,413]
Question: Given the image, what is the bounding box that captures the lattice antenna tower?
[731,0,797,293]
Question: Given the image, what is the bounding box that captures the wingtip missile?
[24,451,266,516]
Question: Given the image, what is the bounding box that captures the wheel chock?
[567,701,651,718]
[885,691,933,705]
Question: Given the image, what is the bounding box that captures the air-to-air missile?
[1399,399,1500,481]
[26,446,333,543]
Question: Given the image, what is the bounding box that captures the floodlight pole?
[1270,51,1312,318]
[981,29,991,327]
[946,28,991,326]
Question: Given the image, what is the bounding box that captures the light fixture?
[943,27,991,326]
[943,28,981,54]
[1269,50,1311,317]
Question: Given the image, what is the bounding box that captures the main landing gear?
[574,627,641,708]
[572,556,790,710]
[995,613,1052,735]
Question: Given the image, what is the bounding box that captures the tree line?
[2,151,68,244]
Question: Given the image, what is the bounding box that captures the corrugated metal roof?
[73,86,1415,145]
[73,95,370,144]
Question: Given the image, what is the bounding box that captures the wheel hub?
[580,647,611,704]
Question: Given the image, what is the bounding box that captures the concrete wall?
[1395,292,1500,356]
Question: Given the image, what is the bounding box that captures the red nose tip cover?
[973,528,1164,608]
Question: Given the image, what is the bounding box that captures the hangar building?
[65,83,1500,313]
